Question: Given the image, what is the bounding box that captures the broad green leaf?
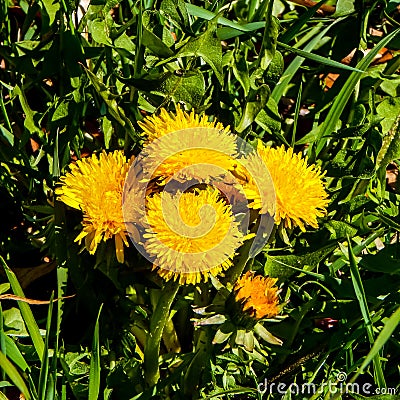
[254,96,283,140]
[376,115,400,185]
[114,32,135,52]
[264,50,284,85]
[84,68,137,140]
[51,100,71,122]
[333,0,356,16]
[40,0,60,25]
[376,97,400,134]
[0,284,10,295]
[88,20,112,45]
[13,86,41,135]
[265,245,335,278]
[217,23,265,40]
[259,7,279,70]
[144,282,179,386]
[174,19,223,85]
[102,116,113,149]
[232,56,250,96]
[154,70,205,108]
[142,11,174,57]
[361,244,400,274]
[160,0,189,29]
[0,126,14,146]
[237,85,270,133]
[3,308,28,336]
[325,220,358,239]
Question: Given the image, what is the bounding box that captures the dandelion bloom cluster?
[234,271,280,320]
[143,187,243,285]
[56,151,132,263]
[57,105,329,287]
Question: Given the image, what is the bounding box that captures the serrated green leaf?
[325,220,358,239]
[3,308,28,337]
[0,284,10,295]
[175,19,223,85]
[114,32,135,52]
[142,11,174,57]
[237,85,270,133]
[376,97,400,134]
[102,116,113,149]
[154,70,205,108]
[40,0,60,26]
[265,246,335,278]
[88,20,112,45]
[333,0,356,16]
[160,0,189,29]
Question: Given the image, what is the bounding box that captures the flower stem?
[144,280,179,387]
[223,239,252,286]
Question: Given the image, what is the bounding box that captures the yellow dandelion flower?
[143,187,244,285]
[138,105,230,144]
[141,127,238,184]
[239,142,328,231]
[234,271,280,320]
[56,151,133,263]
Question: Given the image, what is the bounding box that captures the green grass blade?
[0,303,5,382]
[0,352,31,400]
[291,81,302,146]
[3,336,29,372]
[347,236,386,388]
[330,228,385,272]
[277,41,364,72]
[271,20,342,103]
[0,257,44,360]
[315,28,400,155]
[185,3,264,32]
[0,391,9,400]
[279,0,328,44]
[350,306,400,383]
[38,293,54,400]
[88,304,103,400]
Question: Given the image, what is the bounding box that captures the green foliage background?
[1,0,400,398]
